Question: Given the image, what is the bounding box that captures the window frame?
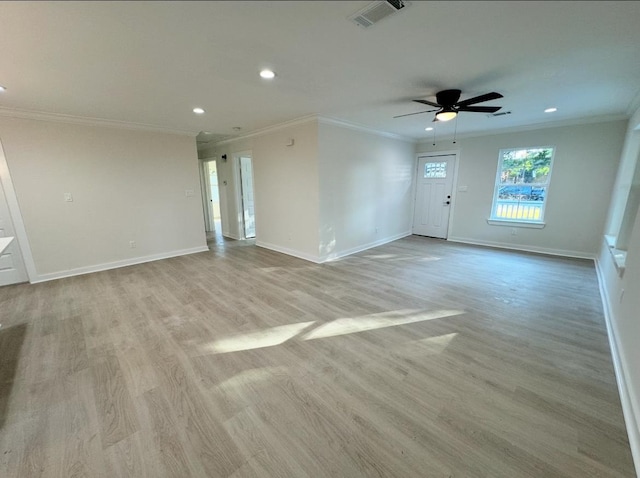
[489,146,555,226]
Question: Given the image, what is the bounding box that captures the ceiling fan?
[394,89,503,122]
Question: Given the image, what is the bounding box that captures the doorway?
[199,158,225,243]
[0,151,29,286]
[413,153,457,239]
[238,155,255,239]
[207,161,222,236]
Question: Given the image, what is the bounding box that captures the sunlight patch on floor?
[301,309,464,341]
[216,366,292,390]
[204,321,315,354]
[364,254,398,259]
[398,332,459,356]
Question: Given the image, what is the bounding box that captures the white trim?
[627,89,640,117]
[0,139,38,281]
[487,219,545,229]
[416,114,629,144]
[213,114,416,147]
[0,236,14,254]
[317,116,416,143]
[232,151,254,240]
[30,246,210,283]
[594,259,640,477]
[255,240,322,264]
[447,236,594,260]
[0,107,197,136]
[412,151,459,239]
[490,146,555,224]
[320,230,413,262]
[604,234,617,248]
[222,232,242,240]
[198,160,213,232]
[213,115,318,146]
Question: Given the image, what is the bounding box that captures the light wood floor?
[0,236,635,477]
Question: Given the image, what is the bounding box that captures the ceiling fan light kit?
[435,109,457,122]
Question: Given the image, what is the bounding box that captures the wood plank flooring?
[0,236,635,477]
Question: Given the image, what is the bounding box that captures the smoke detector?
[349,1,410,29]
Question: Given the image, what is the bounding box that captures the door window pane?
[424,162,447,178]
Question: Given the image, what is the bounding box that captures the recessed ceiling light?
[544,107,557,113]
[193,107,205,114]
[425,127,434,131]
[259,69,276,79]
[0,85,6,92]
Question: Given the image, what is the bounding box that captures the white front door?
[413,154,455,239]
[0,178,28,286]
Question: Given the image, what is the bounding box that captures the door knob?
[443,201,450,205]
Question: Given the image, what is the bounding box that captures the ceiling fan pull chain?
[453,117,458,144]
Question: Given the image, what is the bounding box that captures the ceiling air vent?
[487,111,512,118]
[349,1,409,29]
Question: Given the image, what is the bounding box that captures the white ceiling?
[1,1,639,143]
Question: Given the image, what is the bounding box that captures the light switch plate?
[64,193,73,202]
[185,189,194,197]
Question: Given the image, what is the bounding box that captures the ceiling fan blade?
[393,109,438,118]
[413,99,441,108]
[456,92,503,107]
[457,105,502,113]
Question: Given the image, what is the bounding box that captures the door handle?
[443,201,450,205]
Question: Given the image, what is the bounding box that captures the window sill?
[486,219,545,229]
[611,251,626,277]
[604,234,616,248]
[604,236,626,276]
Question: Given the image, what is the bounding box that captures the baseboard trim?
[447,236,595,260]
[320,230,413,262]
[31,245,210,283]
[594,259,640,477]
[255,241,322,264]
[222,232,241,240]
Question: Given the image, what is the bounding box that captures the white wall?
[0,117,207,280]
[597,108,640,473]
[317,121,415,260]
[418,120,627,258]
[203,119,320,260]
[201,118,415,262]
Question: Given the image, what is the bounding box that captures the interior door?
[413,154,455,238]
[0,178,28,286]
[239,156,255,239]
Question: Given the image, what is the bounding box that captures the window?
[490,147,554,224]
[424,161,447,178]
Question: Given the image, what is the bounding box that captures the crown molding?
[212,115,318,146]
[0,107,197,136]
[626,87,640,117]
[212,114,417,147]
[316,116,417,143]
[416,113,630,145]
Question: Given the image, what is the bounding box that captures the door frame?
[0,137,37,282]
[198,158,214,233]
[412,150,460,240]
[232,150,255,240]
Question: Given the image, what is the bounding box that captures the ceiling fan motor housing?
[436,89,462,106]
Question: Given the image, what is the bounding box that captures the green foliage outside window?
[500,148,553,185]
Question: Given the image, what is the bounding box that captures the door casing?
[411,150,460,239]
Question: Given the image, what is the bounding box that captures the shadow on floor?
[0,323,27,429]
